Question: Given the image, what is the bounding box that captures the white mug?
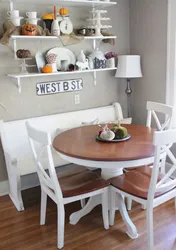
[26,18,38,25]
[9,17,23,26]
[106,58,115,68]
[26,12,37,18]
[7,10,19,18]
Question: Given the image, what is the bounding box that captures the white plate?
[47,47,76,70]
[35,52,46,73]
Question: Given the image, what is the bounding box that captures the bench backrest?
[0,103,127,176]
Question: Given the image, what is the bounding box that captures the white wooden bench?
[0,103,131,211]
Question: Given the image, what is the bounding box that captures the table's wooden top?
[53,124,155,162]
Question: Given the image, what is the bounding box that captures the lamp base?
[125,78,132,118]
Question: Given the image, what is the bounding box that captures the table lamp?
[115,55,142,117]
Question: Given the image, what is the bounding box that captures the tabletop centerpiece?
[97,120,130,142]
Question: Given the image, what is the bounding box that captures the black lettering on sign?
[36,78,83,96]
[71,81,76,90]
[56,82,61,92]
[76,80,80,89]
[40,84,46,94]
[63,82,69,91]
[51,83,56,93]
[46,83,51,93]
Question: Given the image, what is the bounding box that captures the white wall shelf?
[8,67,117,93]
[11,35,117,52]
[1,0,117,8]
[11,35,117,40]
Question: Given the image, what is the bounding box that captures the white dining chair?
[26,121,109,249]
[110,129,176,250]
[126,101,173,210]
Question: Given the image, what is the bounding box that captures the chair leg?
[57,205,65,249]
[102,188,109,230]
[109,187,116,226]
[116,192,138,239]
[40,190,47,225]
[174,197,176,209]
[80,199,86,208]
[127,197,132,211]
[146,204,154,250]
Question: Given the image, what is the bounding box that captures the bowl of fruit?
[96,122,131,142]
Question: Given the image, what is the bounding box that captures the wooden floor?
[0,187,176,250]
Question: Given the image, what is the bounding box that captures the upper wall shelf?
[11,35,117,52]
[0,0,117,8]
[11,35,117,40]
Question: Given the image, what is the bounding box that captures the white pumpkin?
[100,130,115,141]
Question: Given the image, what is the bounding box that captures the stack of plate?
[47,47,76,71]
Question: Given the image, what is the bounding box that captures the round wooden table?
[53,124,155,240]
[53,124,155,179]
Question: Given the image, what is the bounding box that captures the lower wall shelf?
[7,67,117,93]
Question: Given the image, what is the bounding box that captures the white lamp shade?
[115,55,142,78]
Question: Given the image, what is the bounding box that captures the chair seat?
[110,167,170,199]
[58,164,109,198]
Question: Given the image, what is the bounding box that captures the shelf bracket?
[92,39,102,50]
[12,38,17,58]
[93,71,97,86]
[15,77,21,94]
[93,39,96,50]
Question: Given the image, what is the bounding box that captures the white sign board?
[36,78,83,96]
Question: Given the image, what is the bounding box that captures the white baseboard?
[0,164,77,197]
[0,180,9,196]
[0,162,173,197]
[0,174,40,197]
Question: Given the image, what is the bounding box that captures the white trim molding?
[0,173,40,197]
[0,180,9,196]
[166,0,176,126]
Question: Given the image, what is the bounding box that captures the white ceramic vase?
[51,20,60,36]
[77,50,86,63]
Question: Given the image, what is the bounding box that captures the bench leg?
[8,168,24,211]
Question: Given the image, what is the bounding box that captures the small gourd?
[59,7,68,16]
[22,24,36,36]
[42,65,53,73]
[112,120,128,139]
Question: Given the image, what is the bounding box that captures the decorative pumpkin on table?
[98,120,129,141]
[42,65,53,73]
[111,122,128,139]
[22,24,36,36]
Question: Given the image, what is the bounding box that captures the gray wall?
[130,0,168,124]
[0,0,130,182]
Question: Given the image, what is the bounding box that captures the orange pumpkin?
[22,24,36,36]
[59,7,68,16]
[42,65,53,73]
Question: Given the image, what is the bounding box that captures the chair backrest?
[148,129,176,201]
[26,121,63,203]
[146,101,173,130]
